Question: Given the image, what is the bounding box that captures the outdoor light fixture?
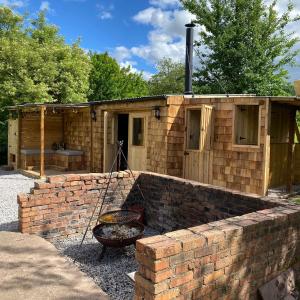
[154,106,161,120]
[91,109,97,121]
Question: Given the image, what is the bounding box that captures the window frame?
[185,107,202,152]
[131,117,145,147]
[232,104,261,149]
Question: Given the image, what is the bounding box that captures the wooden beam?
[262,99,271,196]
[90,106,94,172]
[287,108,296,193]
[40,106,45,178]
[295,121,300,142]
[17,109,22,169]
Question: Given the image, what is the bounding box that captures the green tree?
[88,52,148,101]
[148,58,185,95]
[0,7,91,155]
[181,0,300,95]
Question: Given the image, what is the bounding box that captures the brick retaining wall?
[17,171,136,238]
[128,173,278,233]
[17,171,300,299]
[135,206,300,299]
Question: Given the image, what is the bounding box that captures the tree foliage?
[0,6,91,147]
[148,58,185,95]
[181,0,300,95]
[88,52,148,101]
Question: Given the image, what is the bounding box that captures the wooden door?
[128,112,149,171]
[183,105,213,183]
[103,111,117,172]
[8,118,18,168]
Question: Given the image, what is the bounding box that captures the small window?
[187,109,201,150]
[132,118,144,146]
[10,154,16,163]
[234,105,259,145]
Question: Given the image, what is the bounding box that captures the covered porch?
[9,103,92,178]
[268,98,300,195]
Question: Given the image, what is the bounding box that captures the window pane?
[235,105,259,145]
[132,118,144,146]
[187,110,201,150]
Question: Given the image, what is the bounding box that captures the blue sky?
[1,0,300,81]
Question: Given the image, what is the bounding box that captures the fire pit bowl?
[98,209,141,225]
[93,221,145,248]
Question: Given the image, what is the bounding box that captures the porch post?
[17,109,22,169]
[287,108,296,193]
[40,106,45,178]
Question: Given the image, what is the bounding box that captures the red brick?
[136,252,170,272]
[145,240,182,259]
[178,234,206,251]
[135,273,168,294]
[203,269,225,284]
[65,174,81,181]
[169,271,193,288]
[136,235,170,252]
[152,288,180,300]
[48,175,66,183]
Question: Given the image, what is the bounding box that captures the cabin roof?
[7,94,300,110]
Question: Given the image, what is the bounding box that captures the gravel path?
[54,228,159,300]
[0,170,34,231]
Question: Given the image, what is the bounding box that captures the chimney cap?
[185,22,196,28]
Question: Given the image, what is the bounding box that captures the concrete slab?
[0,232,109,300]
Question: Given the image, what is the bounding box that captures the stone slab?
[0,232,108,300]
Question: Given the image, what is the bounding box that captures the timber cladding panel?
[183,97,267,195]
[20,112,63,149]
[91,108,103,172]
[166,96,185,177]
[63,108,91,170]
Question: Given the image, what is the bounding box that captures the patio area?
[0,231,108,300]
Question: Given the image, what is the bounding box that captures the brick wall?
[17,171,300,298]
[17,171,136,239]
[135,205,300,300]
[127,172,277,233]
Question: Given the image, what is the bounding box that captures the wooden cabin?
[7,93,300,196]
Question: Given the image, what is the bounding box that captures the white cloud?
[96,3,113,20]
[120,60,153,80]
[115,5,198,66]
[0,0,27,8]
[113,0,299,81]
[39,1,55,14]
[40,1,49,10]
[114,46,132,61]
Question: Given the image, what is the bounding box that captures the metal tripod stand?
[76,140,146,256]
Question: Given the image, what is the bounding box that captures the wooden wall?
[165,96,185,177]
[7,118,18,168]
[20,112,63,149]
[294,144,300,183]
[93,98,168,174]
[268,104,298,188]
[63,108,91,171]
[181,97,267,195]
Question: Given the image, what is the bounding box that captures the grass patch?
[291,197,300,205]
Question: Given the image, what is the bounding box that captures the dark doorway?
[117,114,129,170]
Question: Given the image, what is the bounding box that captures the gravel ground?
[0,170,34,231]
[54,227,159,300]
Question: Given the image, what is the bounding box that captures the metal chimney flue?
[184,23,195,95]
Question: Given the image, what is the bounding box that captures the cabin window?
[234,105,259,145]
[187,109,201,150]
[132,118,144,146]
[10,154,16,163]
